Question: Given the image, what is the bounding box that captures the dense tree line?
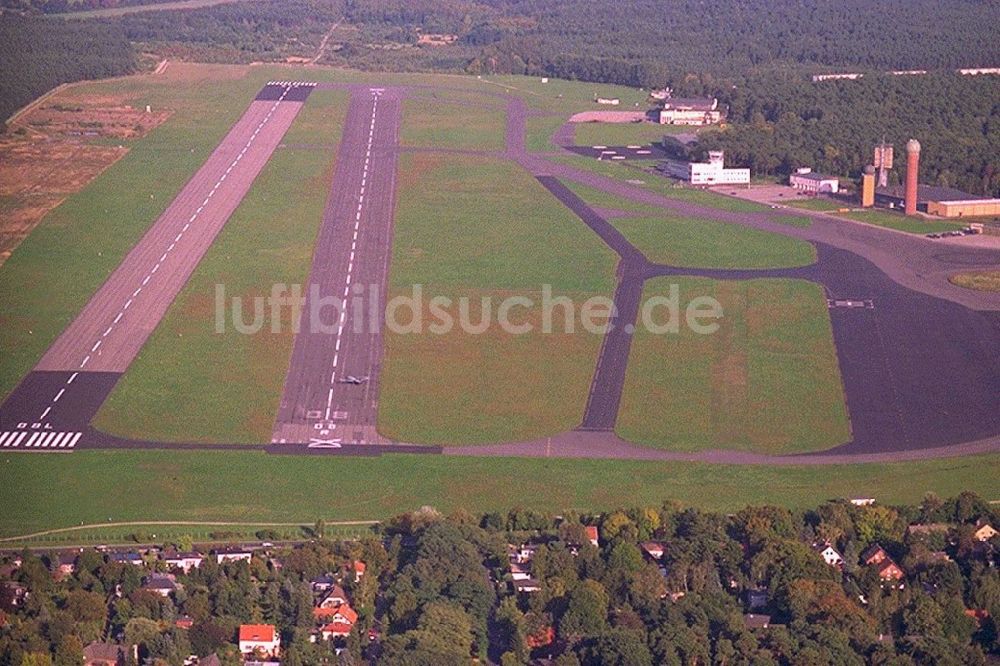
[692,72,1000,197]
[2,493,1000,664]
[0,13,135,122]
[343,0,1000,81]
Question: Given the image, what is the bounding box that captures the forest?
[0,14,135,122]
[2,493,1000,665]
[693,72,1000,197]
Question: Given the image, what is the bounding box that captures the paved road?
[271,86,402,447]
[0,82,313,448]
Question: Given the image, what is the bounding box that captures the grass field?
[837,209,965,234]
[572,121,686,147]
[785,198,844,212]
[378,288,604,444]
[401,96,506,151]
[0,69,267,403]
[91,89,348,444]
[389,154,616,293]
[949,270,1000,292]
[379,154,616,443]
[561,181,817,269]
[3,450,998,538]
[618,278,850,454]
[604,213,816,269]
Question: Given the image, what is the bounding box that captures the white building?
[789,168,839,194]
[657,98,722,126]
[686,151,750,186]
[814,544,844,568]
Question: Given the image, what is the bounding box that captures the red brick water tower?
[904,138,920,216]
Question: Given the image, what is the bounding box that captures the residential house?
[876,559,905,583]
[55,553,78,577]
[142,573,180,598]
[310,573,337,593]
[513,578,541,594]
[744,614,772,631]
[238,624,280,658]
[319,621,354,640]
[108,552,144,566]
[814,543,844,568]
[512,543,539,564]
[639,542,665,561]
[965,609,990,626]
[1,581,28,608]
[352,560,366,583]
[162,551,203,573]
[861,544,890,566]
[175,615,194,630]
[510,562,532,582]
[974,523,998,542]
[83,642,126,666]
[215,547,253,564]
[585,526,599,548]
[317,585,349,609]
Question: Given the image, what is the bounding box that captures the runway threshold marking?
[0,432,81,449]
[32,83,299,429]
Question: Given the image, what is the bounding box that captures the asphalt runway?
[271,86,402,447]
[0,82,312,448]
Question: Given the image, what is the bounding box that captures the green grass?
[91,89,347,444]
[378,287,604,445]
[379,154,617,444]
[2,450,997,538]
[605,214,816,269]
[1,521,375,550]
[525,115,568,152]
[390,154,616,293]
[618,278,850,454]
[0,70,269,403]
[54,0,253,18]
[401,97,506,151]
[785,198,844,212]
[572,121,683,147]
[837,209,965,234]
[949,271,1000,292]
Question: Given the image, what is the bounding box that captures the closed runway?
[0,83,313,446]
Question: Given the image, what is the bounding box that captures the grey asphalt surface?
[271,86,402,447]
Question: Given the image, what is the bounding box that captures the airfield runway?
[271,86,402,447]
[0,82,312,444]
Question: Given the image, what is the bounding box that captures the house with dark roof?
[83,642,126,666]
[142,573,180,597]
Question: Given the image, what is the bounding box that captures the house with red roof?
[585,526,599,547]
[238,624,280,658]
[352,560,366,583]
